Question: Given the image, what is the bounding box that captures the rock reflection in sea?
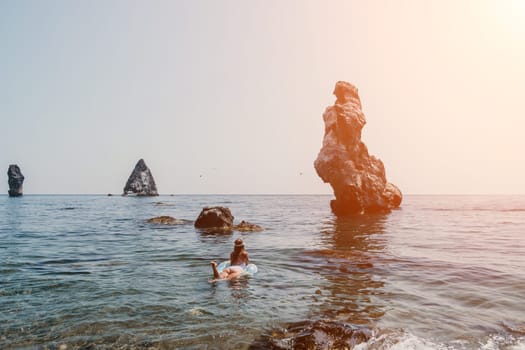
[249,214,388,349]
[305,214,390,325]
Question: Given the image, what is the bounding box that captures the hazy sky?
[1,0,524,194]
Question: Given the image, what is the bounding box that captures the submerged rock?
[7,164,24,197]
[233,220,264,232]
[249,319,371,349]
[146,216,191,225]
[194,207,234,230]
[154,201,176,207]
[314,81,402,215]
[123,159,158,196]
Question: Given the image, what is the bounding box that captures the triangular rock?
[123,159,158,196]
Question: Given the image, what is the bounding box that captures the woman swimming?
[210,238,250,280]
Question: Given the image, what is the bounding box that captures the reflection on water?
[4,195,525,349]
[209,275,253,301]
[310,214,390,325]
[249,214,391,349]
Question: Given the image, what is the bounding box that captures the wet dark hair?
[231,238,246,263]
[234,238,244,249]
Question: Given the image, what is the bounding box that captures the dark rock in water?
[107,193,113,196]
[154,201,176,207]
[314,81,402,215]
[233,220,264,232]
[7,164,24,197]
[194,208,262,232]
[194,207,234,230]
[249,319,371,349]
[123,159,158,196]
[383,182,402,208]
[146,216,191,225]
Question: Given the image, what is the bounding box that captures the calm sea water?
[1,195,524,349]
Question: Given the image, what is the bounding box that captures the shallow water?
[1,195,524,349]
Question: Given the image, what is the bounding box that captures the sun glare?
[499,0,525,35]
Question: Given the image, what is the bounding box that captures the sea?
[1,194,524,349]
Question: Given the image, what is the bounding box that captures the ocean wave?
[356,329,525,350]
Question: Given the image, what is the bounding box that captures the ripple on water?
[2,195,525,349]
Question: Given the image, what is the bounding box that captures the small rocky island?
[146,216,191,225]
[194,206,264,232]
[123,159,159,196]
[314,81,402,215]
[7,164,24,197]
[194,206,234,230]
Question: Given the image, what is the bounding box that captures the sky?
[1,0,524,195]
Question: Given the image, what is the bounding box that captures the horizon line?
[2,193,525,196]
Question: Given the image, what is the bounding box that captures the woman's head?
[230,238,248,264]
[231,238,246,262]
[234,238,245,251]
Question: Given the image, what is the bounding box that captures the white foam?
[355,330,450,350]
[481,335,525,350]
[507,338,525,350]
[355,330,525,350]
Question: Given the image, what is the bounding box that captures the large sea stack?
[7,164,24,197]
[123,159,158,196]
[314,81,402,215]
